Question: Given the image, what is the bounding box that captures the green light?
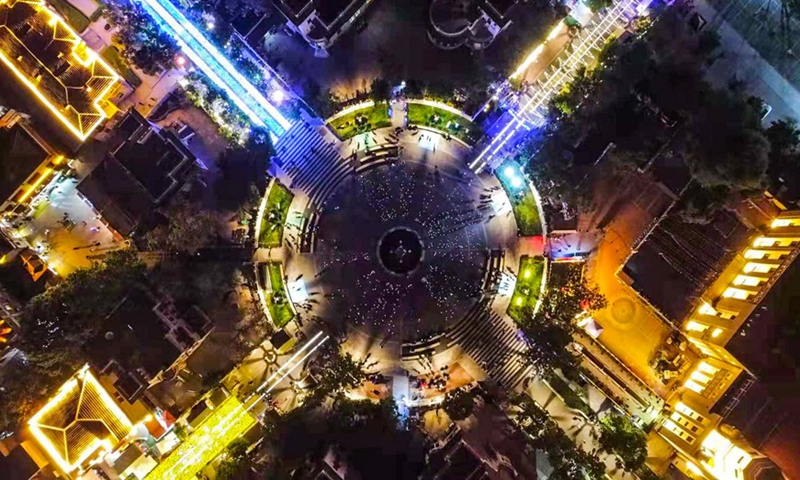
[146,396,256,480]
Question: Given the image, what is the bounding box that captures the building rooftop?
[0,238,54,303]
[622,209,751,323]
[86,288,182,380]
[77,109,199,236]
[0,0,119,141]
[110,110,197,203]
[28,366,133,474]
[0,119,48,204]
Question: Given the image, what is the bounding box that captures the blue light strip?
[136,0,291,136]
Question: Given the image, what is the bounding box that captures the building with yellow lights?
[0,0,120,142]
[617,204,800,478]
[22,365,157,478]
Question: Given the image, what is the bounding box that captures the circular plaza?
[312,158,490,339]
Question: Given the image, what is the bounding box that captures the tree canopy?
[145,202,220,254]
[516,266,605,377]
[1,250,145,434]
[104,0,180,75]
[525,0,777,221]
[598,411,648,472]
[441,387,475,421]
[510,394,606,479]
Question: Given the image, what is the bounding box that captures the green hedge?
[101,46,142,88]
[266,263,294,327]
[508,256,545,322]
[47,0,91,32]
[496,161,543,236]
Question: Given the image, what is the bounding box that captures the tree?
[215,438,254,480]
[19,250,145,356]
[309,344,368,403]
[676,182,730,224]
[104,0,180,75]
[146,202,220,254]
[685,90,769,193]
[517,266,606,376]
[370,78,392,104]
[598,411,648,472]
[509,394,606,479]
[2,251,145,433]
[584,0,613,12]
[441,388,475,421]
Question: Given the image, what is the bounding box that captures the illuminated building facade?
[0,0,120,141]
[271,0,374,56]
[625,210,800,478]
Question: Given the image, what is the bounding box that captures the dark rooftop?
[0,444,39,480]
[87,288,181,379]
[0,238,53,302]
[0,121,48,203]
[622,209,751,323]
[77,155,157,237]
[110,110,196,203]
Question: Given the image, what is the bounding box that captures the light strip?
[135,0,291,135]
[28,366,132,473]
[17,168,53,203]
[255,331,324,393]
[473,0,639,169]
[263,335,330,395]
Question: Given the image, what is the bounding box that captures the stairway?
[274,122,352,210]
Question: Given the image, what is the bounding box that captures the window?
[743,262,774,274]
[685,321,709,333]
[733,275,762,287]
[685,380,705,394]
[723,287,750,300]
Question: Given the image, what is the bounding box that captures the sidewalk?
[696,0,800,123]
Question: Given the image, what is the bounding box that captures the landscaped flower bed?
[508,255,545,322]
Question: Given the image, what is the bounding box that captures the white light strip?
[255,331,323,393]
[263,335,330,394]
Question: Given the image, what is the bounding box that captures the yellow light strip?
[0,1,120,140]
[17,168,53,203]
[28,366,132,473]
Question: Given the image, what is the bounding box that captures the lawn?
[327,103,391,140]
[266,263,294,328]
[407,103,481,144]
[259,182,294,248]
[496,161,543,236]
[47,0,91,32]
[101,46,142,88]
[508,256,545,322]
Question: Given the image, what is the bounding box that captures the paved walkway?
[696,0,800,123]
